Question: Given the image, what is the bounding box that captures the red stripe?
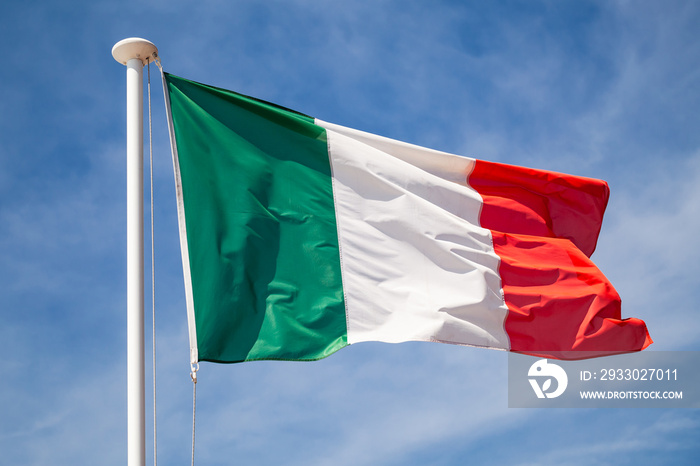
[469,159,609,258]
[493,232,651,358]
[469,160,651,359]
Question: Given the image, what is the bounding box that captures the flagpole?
[112,37,158,466]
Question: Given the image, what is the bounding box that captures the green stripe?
[165,74,348,363]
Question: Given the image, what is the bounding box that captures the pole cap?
[112,38,158,66]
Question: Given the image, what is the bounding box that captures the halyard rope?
[153,55,198,466]
[191,364,199,466]
[147,58,158,466]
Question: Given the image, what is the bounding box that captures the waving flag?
[163,73,651,364]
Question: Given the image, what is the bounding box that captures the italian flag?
[163,73,651,364]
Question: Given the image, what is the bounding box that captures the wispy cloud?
[1,1,699,464]
[514,411,700,466]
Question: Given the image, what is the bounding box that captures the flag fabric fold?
[162,72,651,364]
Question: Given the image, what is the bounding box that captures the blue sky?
[1,0,699,464]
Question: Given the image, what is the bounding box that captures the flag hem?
[162,72,199,365]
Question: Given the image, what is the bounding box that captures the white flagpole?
[112,37,158,466]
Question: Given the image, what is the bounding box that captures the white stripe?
[317,120,510,350]
[162,74,199,365]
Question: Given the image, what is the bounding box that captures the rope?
[147,59,158,466]
[191,365,199,466]
[152,54,198,466]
